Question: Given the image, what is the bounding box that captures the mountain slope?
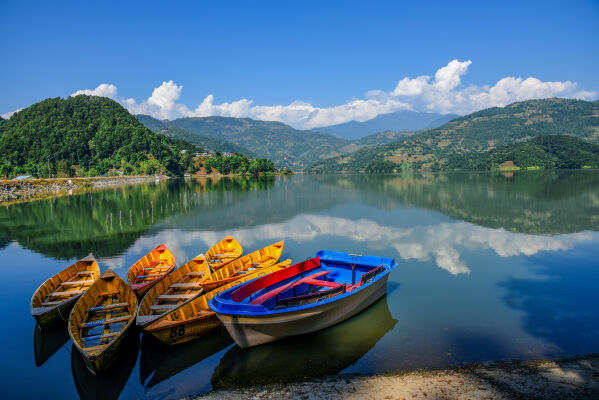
[311,110,459,140]
[136,115,254,156]
[158,116,348,169]
[0,96,199,176]
[307,98,599,173]
[446,135,599,170]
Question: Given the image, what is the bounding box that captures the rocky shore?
[0,176,156,204]
[191,354,599,400]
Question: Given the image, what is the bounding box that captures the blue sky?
[1,0,598,128]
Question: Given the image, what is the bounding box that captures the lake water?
[1,171,599,399]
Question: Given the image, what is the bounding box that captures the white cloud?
[67,60,596,129]
[71,83,118,99]
[1,108,23,119]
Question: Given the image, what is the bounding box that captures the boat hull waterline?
[218,273,389,348]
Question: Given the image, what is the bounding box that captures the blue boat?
[209,250,398,347]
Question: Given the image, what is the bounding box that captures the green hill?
[156,116,348,169]
[136,115,254,156]
[0,95,200,177]
[446,135,599,170]
[307,98,599,173]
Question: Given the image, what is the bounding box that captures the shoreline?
[0,176,155,205]
[191,354,599,399]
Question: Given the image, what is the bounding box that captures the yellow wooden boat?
[144,259,291,345]
[127,244,176,297]
[69,269,137,375]
[201,240,284,292]
[31,254,100,328]
[137,240,281,328]
[136,254,210,328]
[204,235,243,270]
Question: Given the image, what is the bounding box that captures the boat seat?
[82,331,120,343]
[212,253,241,258]
[76,271,95,276]
[196,310,212,316]
[143,266,171,271]
[169,283,203,289]
[250,271,331,305]
[59,280,94,286]
[302,278,343,288]
[150,304,177,310]
[42,300,64,306]
[48,289,85,297]
[148,259,167,267]
[82,315,130,328]
[158,294,195,300]
[186,271,204,277]
[88,302,128,312]
[137,273,165,280]
[99,291,119,297]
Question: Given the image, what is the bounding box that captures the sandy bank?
[0,176,155,204]
[191,354,599,400]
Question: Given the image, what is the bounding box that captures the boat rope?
[57,304,69,322]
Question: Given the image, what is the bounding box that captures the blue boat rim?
[209,250,398,316]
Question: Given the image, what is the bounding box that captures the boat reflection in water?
[33,322,70,367]
[71,332,139,400]
[211,295,397,389]
[139,329,233,388]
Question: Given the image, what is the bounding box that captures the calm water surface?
[1,171,599,399]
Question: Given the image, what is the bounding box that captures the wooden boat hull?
[69,270,138,376]
[137,254,209,328]
[30,254,100,328]
[127,244,176,297]
[32,295,79,327]
[144,260,291,346]
[216,272,390,348]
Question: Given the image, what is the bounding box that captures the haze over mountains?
[311,110,460,140]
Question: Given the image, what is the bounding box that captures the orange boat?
[204,236,243,270]
[127,244,176,297]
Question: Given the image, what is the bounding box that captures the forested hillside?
[0,95,200,177]
[136,115,254,156]
[147,116,348,169]
[307,98,599,173]
[446,135,599,170]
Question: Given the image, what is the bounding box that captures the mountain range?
[306,98,599,173]
[136,113,436,169]
[311,110,459,140]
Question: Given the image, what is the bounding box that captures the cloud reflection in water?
[120,215,593,276]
